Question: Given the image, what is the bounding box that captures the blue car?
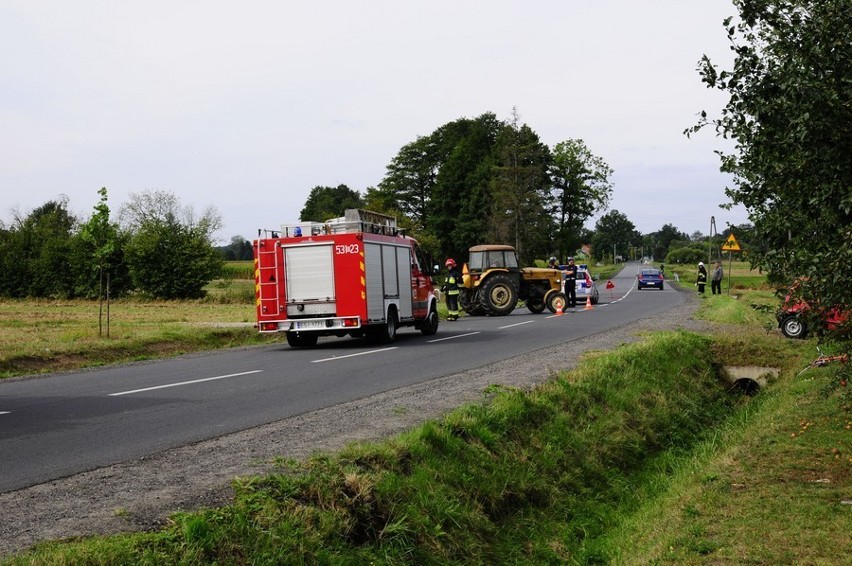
[637,268,664,290]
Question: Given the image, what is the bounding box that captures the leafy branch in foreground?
[687,0,852,346]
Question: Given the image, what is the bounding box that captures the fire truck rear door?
[284,244,335,302]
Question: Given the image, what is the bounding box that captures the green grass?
[669,260,770,291]
[0,261,267,379]
[219,261,254,280]
[0,298,269,379]
[605,333,851,564]
[694,290,779,328]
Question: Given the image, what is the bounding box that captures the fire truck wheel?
[383,309,398,342]
[286,331,319,348]
[420,305,439,335]
[479,274,518,316]
[368,308,398,343]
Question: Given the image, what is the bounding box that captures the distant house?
[574,244,592,260]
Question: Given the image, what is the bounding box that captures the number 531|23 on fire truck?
[253,209,440,348]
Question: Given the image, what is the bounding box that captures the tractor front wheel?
[546,291,567,314]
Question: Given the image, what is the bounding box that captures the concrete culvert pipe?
[722,366,780,395]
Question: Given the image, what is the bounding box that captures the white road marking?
[312,347,398,363]
[0,411,10,416]
[499,320,534,329]
[428,331,481,343]
[108,370,263,396]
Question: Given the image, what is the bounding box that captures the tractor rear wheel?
[479,274,518,316]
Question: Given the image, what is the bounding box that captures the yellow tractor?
[459,244,567,316]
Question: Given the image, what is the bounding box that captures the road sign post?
[720,233,741,294]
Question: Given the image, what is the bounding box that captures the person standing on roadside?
[697,261,708,295]
[563,256,579,311]
[711,261,723,295]
[442,258,462,321]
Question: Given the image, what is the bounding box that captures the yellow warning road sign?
[721,233,741,251]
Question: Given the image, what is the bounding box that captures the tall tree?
[550,139,614,261]
[490,108,553,264]
[688,0,852,330]
[0,215,30,298]
[644,223,690,261]
[299,185,364,222]
[0,198,78,298]
[591,210,641,262]
[428,113,503,263]
[72,187,130,300]
[377,136,440,230]
[120,190,223,299]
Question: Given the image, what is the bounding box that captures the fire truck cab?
[253,209,440,347]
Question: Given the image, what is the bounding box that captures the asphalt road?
[0,263,680,493]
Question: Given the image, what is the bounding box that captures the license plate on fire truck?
[294,320,324,330]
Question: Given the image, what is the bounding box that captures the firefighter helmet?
[445,258,456,268]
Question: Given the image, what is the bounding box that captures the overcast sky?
[1,1,749,244]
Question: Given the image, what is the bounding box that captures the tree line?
[0,105,748,303]
[0,188,223,300]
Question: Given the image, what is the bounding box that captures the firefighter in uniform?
[442,258,462,321]
[563,256,579,312]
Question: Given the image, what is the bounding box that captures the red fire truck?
[253,209,440,347]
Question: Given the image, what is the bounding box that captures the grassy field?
[0,276,265,379]
[3,265,850,563]
[668,259,772,292]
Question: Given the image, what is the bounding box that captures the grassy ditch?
[608,330,851,563]
[7,331,761,564]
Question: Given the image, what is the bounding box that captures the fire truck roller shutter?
[284,244,335,303]
[382,246,399,298]
[396,246,413,319]
[364,243,385,321]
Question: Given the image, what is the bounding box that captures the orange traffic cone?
[584,294,593,310]
[556,302,564,316]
